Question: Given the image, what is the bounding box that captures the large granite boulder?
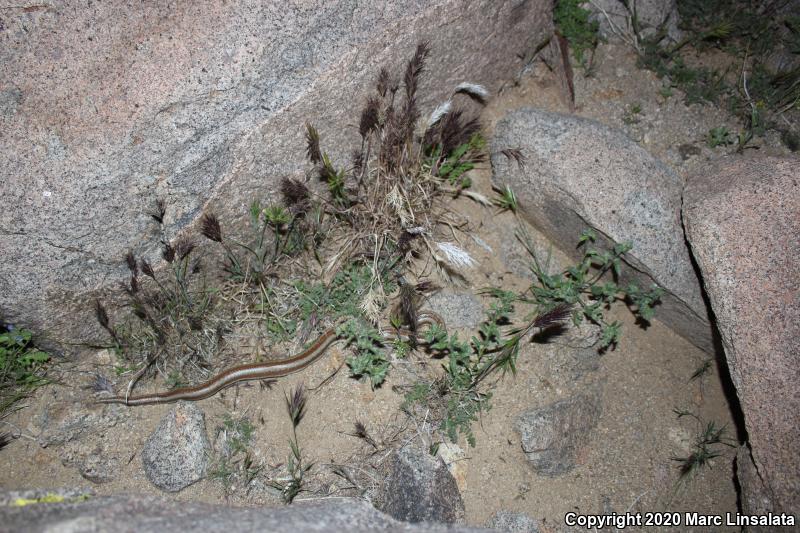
[0,493,490,532]
[683,156,800,516]
[491,108,713,351]
[0,1,553,352]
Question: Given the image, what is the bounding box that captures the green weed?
[520,228,663,350]
[0,326,50,415]
[210,414,260,493]
[270,385,313,503]
[554,0,600,67]
[672,410,735,482]
[707,126,734,147]
[403,291,571,446]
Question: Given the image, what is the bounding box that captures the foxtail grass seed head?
[175,238,196,260]
[140,259,156,279]
[436,241,476,269]
[90,373,115,394]
[305,123,322,165]
[376,67,390,97]
[454,82,489,105]
[162,241,176,263]
[280,177,311,208]
[285,385,308,427]
[500,148,526,168]
[359,96,381,138]
[151,199,166,224]
[428,100,452,127]
[125,251,138,275]
[200,213,223,243]
[94,300,110,329]
[533,304,572,329]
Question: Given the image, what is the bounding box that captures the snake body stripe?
[97,311,444,406]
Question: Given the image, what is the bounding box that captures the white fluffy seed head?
[428,100,452,127]
[436,241,476,269]
[454,82,489,103]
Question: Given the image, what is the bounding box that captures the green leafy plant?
[403,293,571,447]
[493,184,518,213]
[707,126,734,147]
[338,320,390,388]
[0,326,50,415]
[554,0,600,67]
[623,103,643,125]
[209,414,261,493]
[632,0,800,146]
[519,228,664,350]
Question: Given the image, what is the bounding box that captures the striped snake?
[96,311,444,406]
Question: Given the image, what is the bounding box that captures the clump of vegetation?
[672,409,735,482]
[622,103,643,125]
[403,295,571,447]
[209,414,260,493]
[270,385,313,503]
[707,126,735,147]
[0,324,50,416]
[92,42,493,401]
[520,228,664,350]
[617,0,800,149]
[554,0,600,67]
[93,201,223,393]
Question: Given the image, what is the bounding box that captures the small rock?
[141,402,210,492]
[678,143,701,161]
[377,445,465,524]
[76,450,119,484]
[550,320,602,350]
[515,392,602,476]
[426,291,484,329]
[436,442,467,493]
[0,494,491,532]
[486,510,540,533]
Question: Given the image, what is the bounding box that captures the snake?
[96,311,444,406]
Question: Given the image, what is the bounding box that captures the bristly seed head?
[125,251,138,275]
[280,177,310,208]
[89,373,115,394]
[399,283,418,332]
[454,82,490,105]
[94,299,110,329]
[500,148,526,169]
[359,96,381,138]
[404,41,431,103]
[354,420,368,439]
[533,304,572,329]
[305,122,322,165]
[175,238,196,261]
[140,259,156,279]
[151,199,166,224]
[377,67,390,97]
[161,241,175,263]
[200,213,223,243]
[285,384,308,428]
